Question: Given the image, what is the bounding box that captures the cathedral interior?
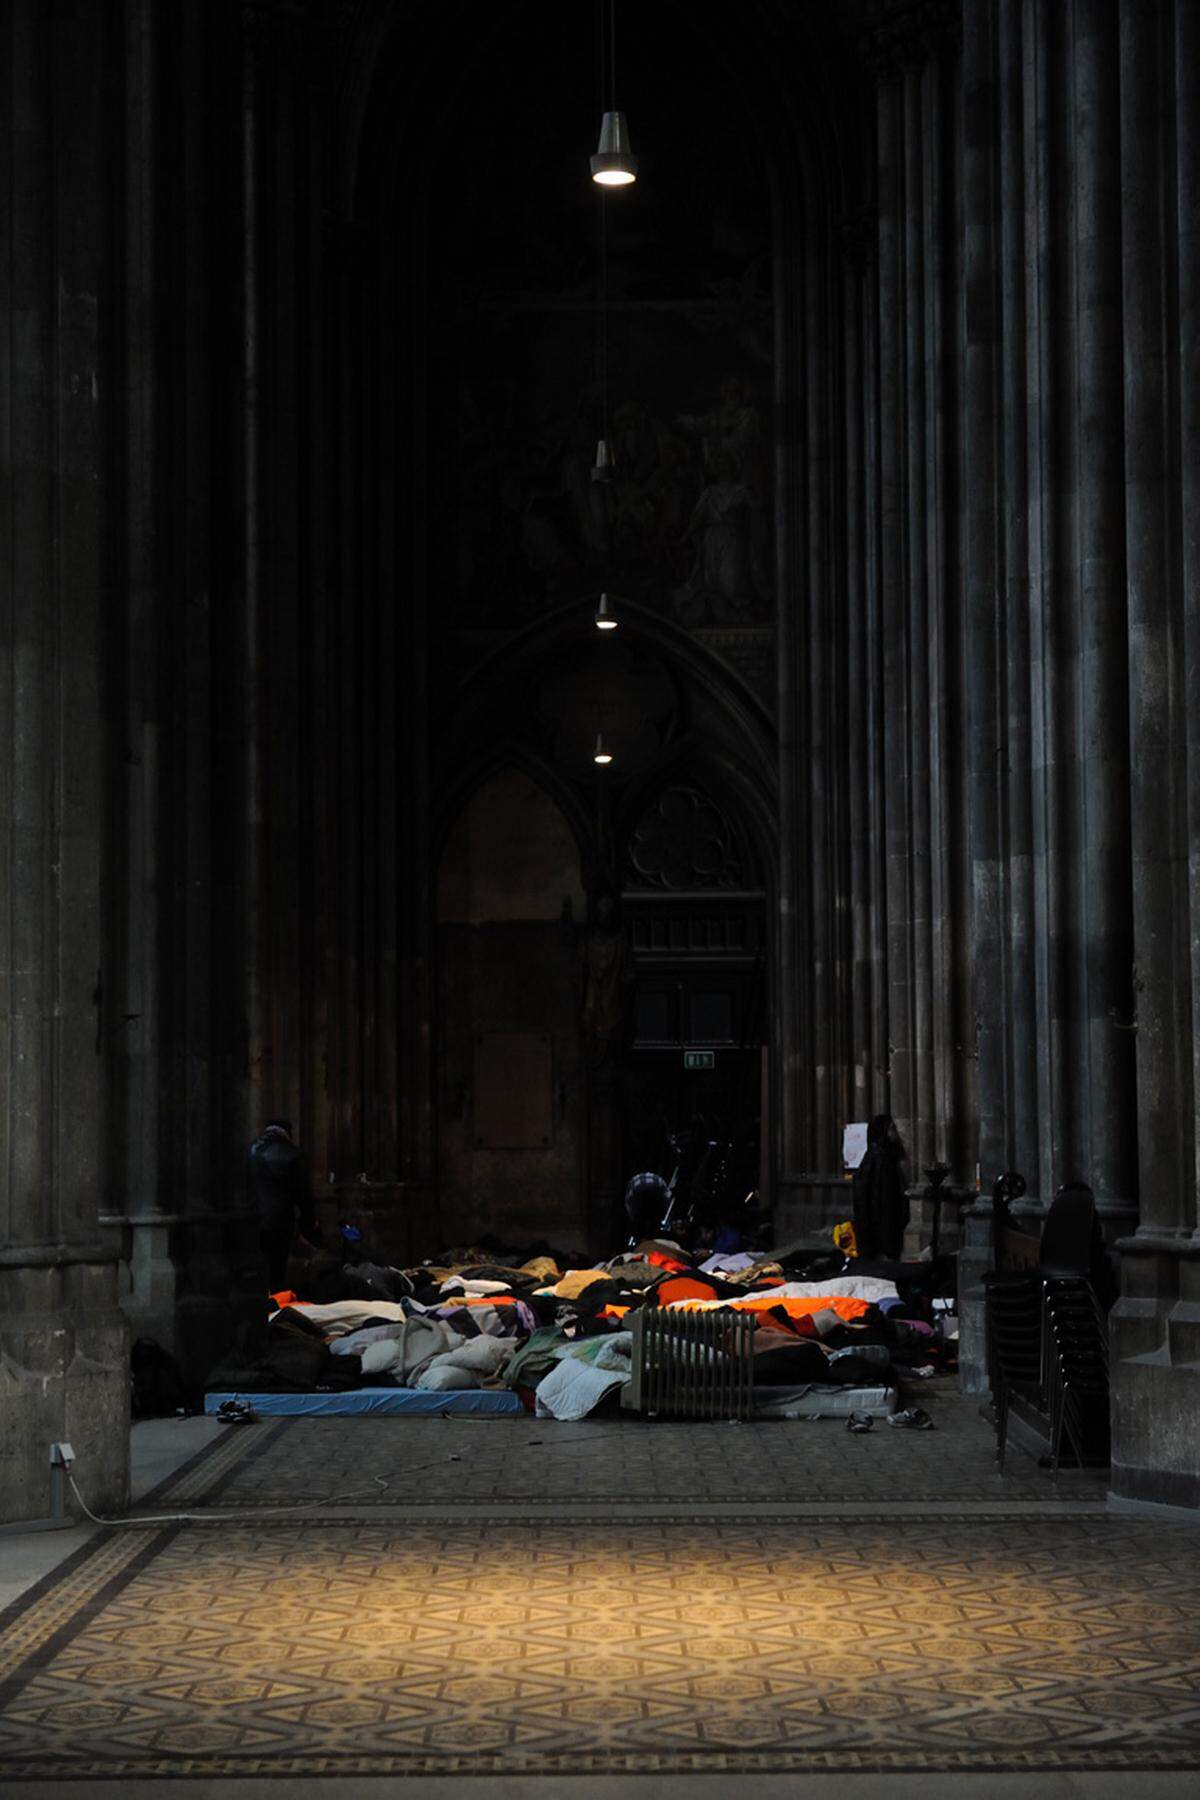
[1,0,1199,1792]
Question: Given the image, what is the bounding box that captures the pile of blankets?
[251,1233,957,1420]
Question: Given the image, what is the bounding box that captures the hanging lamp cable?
[596,0,609,453]
[600,194,609,450]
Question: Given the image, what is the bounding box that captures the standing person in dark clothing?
[247,1119,322,1293]
[852,1113,910,1260]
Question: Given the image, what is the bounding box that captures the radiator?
[622,1305,757,1420]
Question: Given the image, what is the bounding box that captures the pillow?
[359,1338,404,1376]
[427,1335,517,1377]
[414,1363,481,1391]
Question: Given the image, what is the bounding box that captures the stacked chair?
[1040,1277,1110,1473]
[983,1267,1043,1473]
[984,1177,1111,1474]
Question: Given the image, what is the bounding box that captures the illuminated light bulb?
[595,592,618,630]
[593,733,613,765]
[590,110,638,186]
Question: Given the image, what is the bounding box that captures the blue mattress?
[205,1387,524,1417]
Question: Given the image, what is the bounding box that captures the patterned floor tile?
[2,1509,1199,1778]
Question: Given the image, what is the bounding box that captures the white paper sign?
[842,1121,869,1170]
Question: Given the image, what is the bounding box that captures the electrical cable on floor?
[67,1469,398,1529]
[67,1423,659,1526]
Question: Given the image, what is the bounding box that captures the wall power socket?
[50,1442,75,1468]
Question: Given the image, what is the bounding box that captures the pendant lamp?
[590,0,637,187]
[591,110,637,187]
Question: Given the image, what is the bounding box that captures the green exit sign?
[683,1050,715,1071]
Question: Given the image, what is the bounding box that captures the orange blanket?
[669,1293,872,1324]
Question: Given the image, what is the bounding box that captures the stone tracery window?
[626,784,747,891]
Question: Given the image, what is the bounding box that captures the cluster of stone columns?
[0,0,128,1520]
[821,0,975,1234]
[1110,0,1200,1507]
[104,0,266,1388]
[952,0,1197,1500]
[963,0,1139,1225]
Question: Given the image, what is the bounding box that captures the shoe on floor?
[215,1399,257,1425]
[886,1406,934,1430]
[847,1411,874,1433]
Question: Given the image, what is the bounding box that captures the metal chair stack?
[1041,1277,1110,1472]
[984,1176,1112,1474]
[983,1269,1043,1472]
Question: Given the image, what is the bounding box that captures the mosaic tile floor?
[2,1508,1198,1777]
[1,1410,1196,1779]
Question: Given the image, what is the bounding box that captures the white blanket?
[534,1359,629,1420]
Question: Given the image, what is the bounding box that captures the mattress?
[204,1387,524,1417]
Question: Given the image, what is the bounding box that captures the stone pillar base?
[104,1214,182,1353]
[0,1257,129,1525]
[1109,1239,1200,1513]
[101,1209,269,1399]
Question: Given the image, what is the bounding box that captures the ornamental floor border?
[1,1418,1198,1780]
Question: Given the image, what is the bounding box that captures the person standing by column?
[852,1113,910,1260]
[247,1119,322,1295]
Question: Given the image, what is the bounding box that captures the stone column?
[108,0,176,1347]
[997,0,1039,1187]
[843,213,877,1124]
[1109,0,1200,1513]
[1181,0,1200,1256]
[0,0,128,1522]
[1070,0,1136,1222]
[959,0,1004,1389]
[805,231,836,1178]
[922,40,966,1183]
[875,64,912,1162]
[862,194,890,1125]
[865,2,967,1208]
[903,54,936,1176]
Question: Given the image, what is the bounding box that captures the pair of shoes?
[215,1398,257,1425]
[847,1411,874,1433]
[886,1407,934,1430]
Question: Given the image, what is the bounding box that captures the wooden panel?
[473,1032,553,1149]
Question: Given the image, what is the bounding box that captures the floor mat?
[2,1508,1199,1777]
[204,1387,524,1416]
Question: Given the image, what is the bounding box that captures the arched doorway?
[430,618,776,1257]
